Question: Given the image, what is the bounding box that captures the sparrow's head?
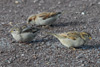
[9,27,21,34]
[27,15,36,25]
[80,32,92,40]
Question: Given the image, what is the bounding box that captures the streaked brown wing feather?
[67,35,78,40]
[28,15,37,22]
[38,12,58,20]
[59,32,79,40]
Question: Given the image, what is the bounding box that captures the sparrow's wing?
[38,12,61,20]
[60,33,79,40]
[22,26,39,33]
[22,26,33,32]
[27,15,37,22]
[66,31,79,35]
[47,32,78,40]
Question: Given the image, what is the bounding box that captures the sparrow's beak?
[89,37,92,40]
[8,29,13,33]
[9,30,13,33]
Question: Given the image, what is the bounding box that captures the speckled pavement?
[0,0,100,67]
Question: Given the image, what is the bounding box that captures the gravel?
[0,0,100,67]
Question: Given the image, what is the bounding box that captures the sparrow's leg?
[69,47,76,50]
[41,25,50,29]
[69,47,82,50]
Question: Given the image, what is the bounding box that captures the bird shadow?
[76,44,100,50]
[31,39,100,50]
[52,21,86,27]
[31,38,56,43]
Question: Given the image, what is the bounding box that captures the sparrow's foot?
[69,47,76,50]
[42,25,50,28]
[69,47,82,50]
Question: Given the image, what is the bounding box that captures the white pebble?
[33,0,38,3]
[83,26,86,28]
[7,60,11,63]
[81,12,85,15]
[98,2,100,4]
[21,54,24,56]
[39,3,41,6]
[9,10,11,12]
[68,4,71,7]
[81,64,85,66]
[58,1,61,4]
[15,1,19,4]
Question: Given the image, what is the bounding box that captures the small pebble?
[98,2,100,4]
[19,44,22,46]
[21,54,24,56]
[69,4,71,7]
[9,22,13,26]
[81,64,85,66]
[7,60,11,63]
[83,26,86,28]
[33,0,38,3]
[15,1,19,4]
[39,3,41,6]
[58,2,61,4]
[81,12,85,15]
[9,10,11,12]
[7,58,12,64]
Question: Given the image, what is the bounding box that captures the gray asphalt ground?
[0,0,100,67]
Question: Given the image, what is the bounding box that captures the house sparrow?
[27,12,61,26]
[9,25,40,43]
[47,31,92,48]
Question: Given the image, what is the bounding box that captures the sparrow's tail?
[57,12,62,14]
[56,11,67,16]
[47,32,62,39]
